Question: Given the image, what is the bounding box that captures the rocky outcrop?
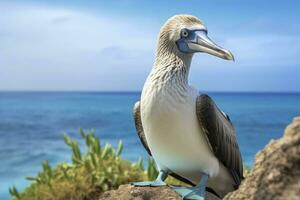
[97,117,300,200]
[98,184,220,200]
[225,117,300,200]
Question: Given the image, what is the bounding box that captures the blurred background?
[1,1,300,199]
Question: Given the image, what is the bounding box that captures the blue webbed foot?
[173,187,204,200]
[131,180,166,187]
[172,173,209,200]
[131,170,168,187]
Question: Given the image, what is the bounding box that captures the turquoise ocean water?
[0,92,300,199]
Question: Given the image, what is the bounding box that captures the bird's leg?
[131,170,169,187]
[172,173,209,200]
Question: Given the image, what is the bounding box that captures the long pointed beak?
[187,31,234,61]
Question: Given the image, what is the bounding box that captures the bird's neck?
[152,50,192,87]
[143,50,193,100]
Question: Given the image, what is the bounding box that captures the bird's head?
[156,14,234,61]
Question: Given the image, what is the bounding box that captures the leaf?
[116,140,123,156]
[71,142,82,161]
[79,128,85,138]
[147,158,158,181]
[63,134,72,146]
[9,186,20,199]
[25,176,38,181]
[136,157,144,170]
[90,153,98,168]
[72,156,83,165]
[101,144,110,159]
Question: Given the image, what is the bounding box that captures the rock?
[98,117,300,200]
[225,117,300,200]
[98,184,220,200]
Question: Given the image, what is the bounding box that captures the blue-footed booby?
[132,15,243,200]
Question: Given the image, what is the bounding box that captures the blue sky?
[1,0,300,92]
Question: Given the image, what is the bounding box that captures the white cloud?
[0,3,156,90]
[0,2,299,91]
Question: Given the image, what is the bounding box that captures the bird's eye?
[182,29,189,38]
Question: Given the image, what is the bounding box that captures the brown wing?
[196,94,244,187]
[133,101,152,155]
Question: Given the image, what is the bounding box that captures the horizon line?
[1,90,300,94]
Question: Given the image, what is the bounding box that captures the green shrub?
[9,129,185,200]
[10,129,250,200]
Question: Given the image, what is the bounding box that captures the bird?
[132,15,243,200]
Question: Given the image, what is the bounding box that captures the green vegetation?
[9,129,184,200]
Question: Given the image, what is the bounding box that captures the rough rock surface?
[98,184,220,200]
[225,117,300,200]
[98,117,300,200]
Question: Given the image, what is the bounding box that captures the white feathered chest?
[140,74,220,177]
